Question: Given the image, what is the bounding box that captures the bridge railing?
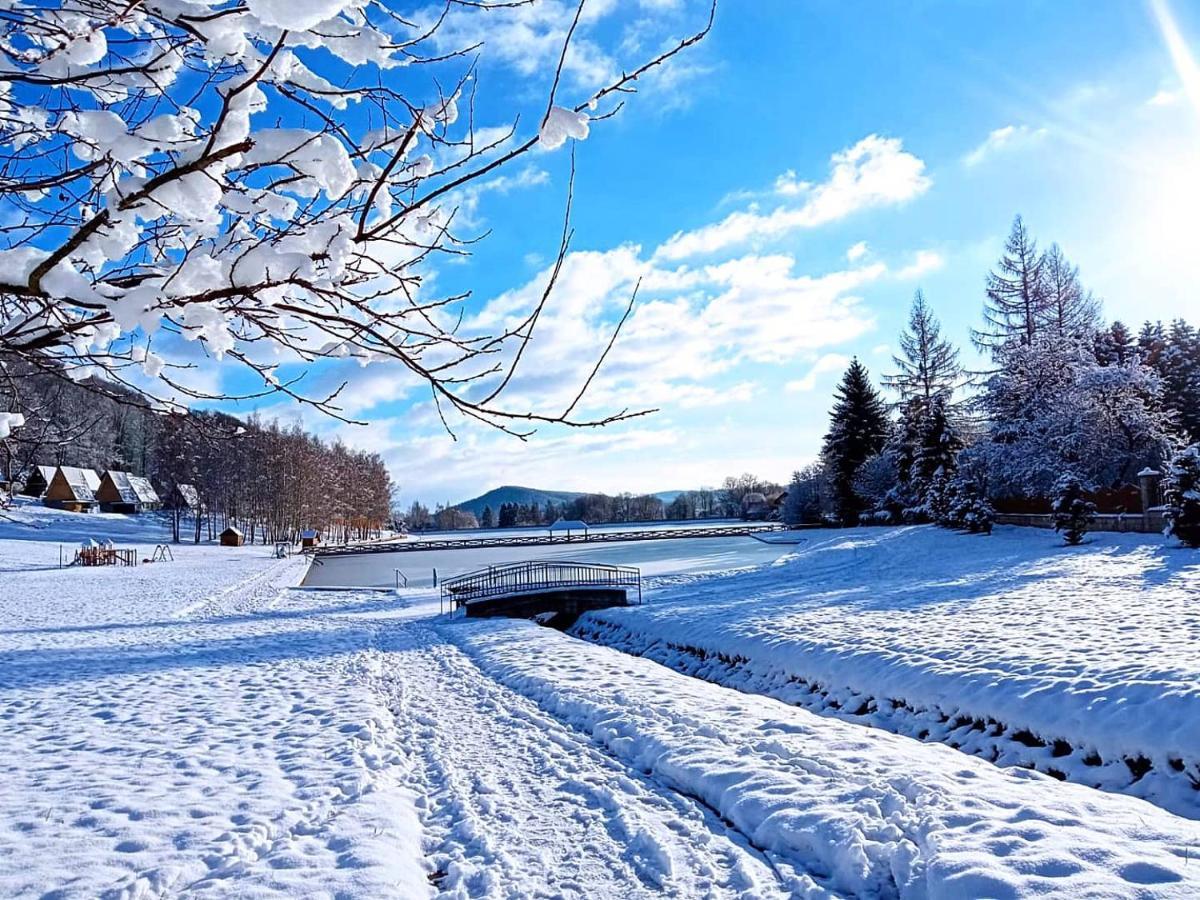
[440,560,642,614]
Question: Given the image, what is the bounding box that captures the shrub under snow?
[1162,445,1200,548]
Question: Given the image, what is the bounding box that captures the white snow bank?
[447,617,1200,899]
[579,525,1200,817]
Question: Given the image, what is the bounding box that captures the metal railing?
[318,522,785,558]
[439,560,642,614]
[394,568,408,590]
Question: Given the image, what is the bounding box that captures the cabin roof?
[128,475,159,504]
[56,466,99,501]
[175,483,200,508]
[102,470,139,503]
[221,525,244,536]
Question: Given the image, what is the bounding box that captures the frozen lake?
[303,532,802,589]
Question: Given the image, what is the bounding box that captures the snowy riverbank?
[575,524,1200,818]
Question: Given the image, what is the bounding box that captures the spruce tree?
[1052,474,1095,545]
[821,359,891,524]
[480,505,495,529]
[973,215,1049,357]
[1094,321,1134,366]
[1137,321,1166,368]
[913,395,964,491]
[1160,319,1200,443]
[1163,445,1200,548]
[884,290,963,404]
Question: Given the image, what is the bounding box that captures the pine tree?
[1159,319,1200,443]
[1040,243,1099,340]
[821,359,891,524]
[913,395,964,491]
[1052,474,1095,545]
[1137,321,1165,368]
[1163,445,1200,548]
[1094,321,1134,366]
[480,505,495,529]
[973,215,1049,357]
[884,290,963,404]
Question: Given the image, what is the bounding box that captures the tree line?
[798,215,1194,533]
[403,474,786,531]
[1,358,392,544]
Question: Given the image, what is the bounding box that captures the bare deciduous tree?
[0,0,714,436]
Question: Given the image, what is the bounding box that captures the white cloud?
[785,353,851,392]
[893,249,944,280]
[1147,87,1181,107]
[962,124,1048,168]
[846,240,869,262]
[459,246,882,422]
[654,135,931,261]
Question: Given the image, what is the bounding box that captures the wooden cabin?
[97,470,160,513]
[300,529,321,549]
[43,466,100,513]
[21,465,56,497]
[219,526,244,547]
[169,483,201,512]
[741,492,770,521]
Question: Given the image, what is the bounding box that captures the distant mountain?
[454,485,584,518]
[455,485,692,518]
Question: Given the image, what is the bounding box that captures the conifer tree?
[1095,321,1135,366]
[884,291,964,404]
[1163,445,1200,548]
[821,359,891,524]
[1052,474,1096,545]
[973,215,1049,357]
[1040,243,1099,339]
[480,506,495,529]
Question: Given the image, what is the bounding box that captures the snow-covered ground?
[3,506,1199,897]
[575,525,1200,818]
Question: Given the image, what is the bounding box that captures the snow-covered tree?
[1052,473,1095,545]
[1162,445,1200,548]
[941,477,993,534]
[782,464,827,525]
[883,290,963,404]
[974,336,1172,498]
[0,0,712,432]
[973,215,1049,357]
[1094,320,1135,367]
[821,358,890,524]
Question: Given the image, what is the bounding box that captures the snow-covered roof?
[222,525,244,536]
[1137,467,1162,478]
[56,466,98,501]
[129,476,159,504]
[549,518,589,531]
[102,471,139,504]
[175,484,200,509]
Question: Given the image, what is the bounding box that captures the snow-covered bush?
[1162,445,1200,548]
[938,477,993,534]
[1052,474,1096,545]
[0,1,710,429]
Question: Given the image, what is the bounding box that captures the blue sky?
[235,0,1200,506]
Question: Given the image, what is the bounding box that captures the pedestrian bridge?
[440,560,642,618]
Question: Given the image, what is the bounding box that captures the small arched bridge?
[440,560,642,618]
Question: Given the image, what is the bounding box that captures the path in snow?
[382,623,799,898]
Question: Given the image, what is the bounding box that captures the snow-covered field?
[3,506,1199,897]
[576,525,1200,818]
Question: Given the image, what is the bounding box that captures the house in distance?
[43,466,101,513]
[96,471,162,514]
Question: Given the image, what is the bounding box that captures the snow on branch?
[0,0,714,434]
